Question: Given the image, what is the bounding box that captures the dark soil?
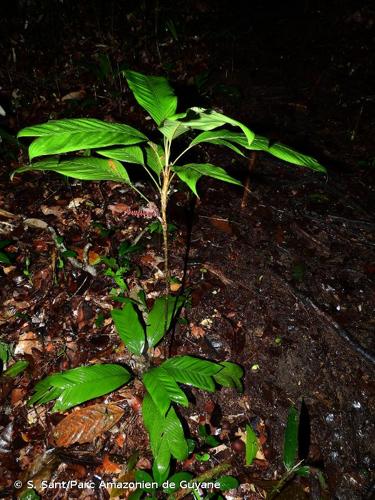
[1,1,374,499]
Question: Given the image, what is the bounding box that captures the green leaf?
[13,157,131,183]
[142,393,188,483]
[171,107,254,146]
[19,489,40,500]
[124,70,177,126]
[234,134,326,173]
[216,476,239,491]
[190,130,245,156]
[128,490,144,500]
[96,145,144,164]
[173,163,241,196]
[146,295,184,348]
[145,142,164,176]
[135,470,156,491]
[111,300,146,355]
[159,120,189,141]
[163,472,193,493]
[162,356,222,392]
[143,367,188,416]
[0,341,10,365]
[245,424,258,466]
[28,364,131,412]
[295,466,310,477]
[283,406,299,469]
[213,361,244,391]
[17,118,147,160]
[0,250,12,264]
[3,360,29,377]
[195,453,210,462]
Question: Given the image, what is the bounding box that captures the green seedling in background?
[0,240,13,265]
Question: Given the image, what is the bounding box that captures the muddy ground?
[0,1,374,499]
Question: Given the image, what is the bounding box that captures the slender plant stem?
[131,185,151,204]
[142,163,162,193]
[171,143,196,166]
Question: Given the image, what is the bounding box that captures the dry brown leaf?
[190,323,205,338]
[14,331,42,355]
[97,453,122,474]
[108,203,131,214]
[53,403,124,447]
[61,89,86,102]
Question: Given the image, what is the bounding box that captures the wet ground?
[0,1,374,499]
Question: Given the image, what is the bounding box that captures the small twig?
[0,208,21,220]
[168,462,232,500]
[241,152,257,209]
[48,227,97,277]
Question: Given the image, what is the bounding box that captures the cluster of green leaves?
[14,69,325,199]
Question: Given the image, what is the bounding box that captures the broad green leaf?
[96,145,144,164]
[142,394,188,484]
[135,470,156,491]
[146,295,184,348]
[143,367,188,416]
[216,476,239,491]
[164,405,189,460]
[163,472,193,493]
[142,393,164,456]
[17,118,148,160]
[145,142,164,176]
[13,157,131,183]
[190,130,245,156]
[245,424,258,466]
[153,437,171,484]
[124,70,177,126]
[171,107,254,146]
[173,163,241,196]
[3,360,29,377]
[162,356,222,392]
[159,119,189,141]
[230,133,326,173]
[112,300,146,355]
[28,364,131,412]
[213,362,244,391]
[283,406,299,469]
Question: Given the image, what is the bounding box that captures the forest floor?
[0,1,374,499]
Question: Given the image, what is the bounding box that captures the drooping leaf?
[142,393,188,484]
[96,145,144,164]
[228,133,326,173]
[213,361,244,391]
[124,70,177,126]
[162,356,222,392]
[3,360,29,377]
[17,118,148,160]
[146,295,185,348]
[29,364,131,413]
[171,107,254,146]
[173,163,241,196]
[135,470,157,491]
[13,157,131,183]
[112,300,146,355]
[245,424,258,466]
[143,367,188,416]
[53,403,124,446]
[283,406,299,469]
[216,476,239,491]
[190,130,245,156]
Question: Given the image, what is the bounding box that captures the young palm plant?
[14,70,325,292]
[15,70,325,487]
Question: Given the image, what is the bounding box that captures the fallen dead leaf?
[41,205,65,217]
[108,203,131,214]
[190,323,205,338]
[53,403,124,447]
[97,454,122,474]
[61,89,86,102]
[14,331,42,355]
